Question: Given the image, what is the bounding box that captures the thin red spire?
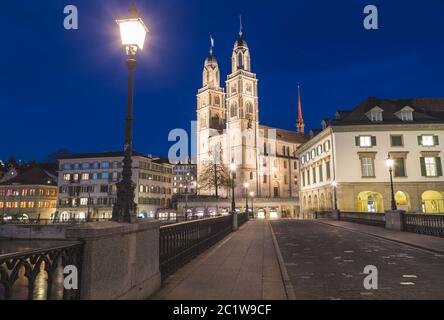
[297,82,305,134]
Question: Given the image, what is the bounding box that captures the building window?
[63,164,71,170]
[391,135,403,147]
[80,198,88,206]
[82,173,90,181]
[102,162,110,169]
[317,145,323,155]
[63,174,71,181]
[319,164,323,182]
[312,167,316,184]
[294,161,297,170]
[400,111,413,121]
[419,135,439,147]
[82,163,90,170]
[356,136,375,147]
[361,157,375,177]
[302,171,305,187]
[326,161,331,180]
[307,170,310,185]
[394,158,406,177]
[284,161,287,169]
[284,175,288,185]
[421,157,442,177]
[324,140,331,152]
[101,172,109,180]
[250,171,253,180]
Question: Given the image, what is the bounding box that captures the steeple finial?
[239,15,243,36]
[210,35,214,55]
[297,82,305,135]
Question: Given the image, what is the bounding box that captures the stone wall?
[66,220,161,300]
[0,224,68,239]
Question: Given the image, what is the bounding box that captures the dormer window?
[366,107,383,122]
[395,106,414,122]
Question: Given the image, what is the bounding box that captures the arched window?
[246,101,253,114]
[230,102,238,118]
[237,52,243,69]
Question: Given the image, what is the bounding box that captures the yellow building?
[0,167,58,220]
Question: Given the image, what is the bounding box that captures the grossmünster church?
[194,26,308,218]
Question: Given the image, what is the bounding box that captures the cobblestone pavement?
[270,220,444,300]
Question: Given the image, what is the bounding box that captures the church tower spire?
[296,82,305,134]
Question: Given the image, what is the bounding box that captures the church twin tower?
[196,26,304,195]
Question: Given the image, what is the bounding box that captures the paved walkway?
[317,220,444,254]
[271,220,444,300]
[152,220,287,300]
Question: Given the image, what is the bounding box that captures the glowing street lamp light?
[112,4,148,223]
[230,163,237,230]
[249,191,255,218]
[385,154,397,210]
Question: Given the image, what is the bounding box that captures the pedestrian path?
[317,220,444,254]
[152,220,287,300]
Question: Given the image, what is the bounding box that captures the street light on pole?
[385,154,397,211]
[244,182,249,214]
[112,4,148,223]
[230,162,237,230]
[249,191,254,219]
[332,181,338,211]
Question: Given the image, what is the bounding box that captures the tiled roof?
[0,167,57,186]
[331,97,444,125]
[259,125,309,144]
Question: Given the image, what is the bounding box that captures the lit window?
[424,157,437,177]
[80,198,88,206]
[400,111,413,121]
[421,135,435,147]
[361,157,374,177]
[359,136,372,147]
[82,173,90,181]
[63,174,71,181]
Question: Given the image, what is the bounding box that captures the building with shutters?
[297,97,444,216]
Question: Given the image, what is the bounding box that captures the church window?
[246,83,252,94]
[214,96,220,106]
[246,102,253,114]
[238,52,243,69]
[230,102,238,118]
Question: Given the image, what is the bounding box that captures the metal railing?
[337,211,386,227]
[159,213,248,281]
[0,242,83,300]
[403,213,444,238]
[0,218,110,225]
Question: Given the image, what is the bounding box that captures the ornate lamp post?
[385,155,397,211]
[230,163,237,230]
[244,182,249,214]
[112,5,148,223]
[332,181,338,211]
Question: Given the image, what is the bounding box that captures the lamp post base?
[112,180,137,223]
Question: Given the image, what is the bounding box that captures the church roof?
[234,33,248,48]
[260,125,309,144]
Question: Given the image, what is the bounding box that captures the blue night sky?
[1,0,444,162]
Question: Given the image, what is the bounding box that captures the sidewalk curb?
[268,221,296,300]
[315,220,444,255]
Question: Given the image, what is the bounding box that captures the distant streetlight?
[230,163,237,230]
[243,182,250,214]
[249,191,254,218]
[112,4,148,223]
[385,154,397,210]
[332,181,338,211]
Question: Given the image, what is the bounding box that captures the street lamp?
[332,181,338,211]
[385,154,397,211]
[230,162,237,230]
[112,5,148,223]
[244,182,249,214]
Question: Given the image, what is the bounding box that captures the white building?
[298,97,444,216]
[57,151,173,220]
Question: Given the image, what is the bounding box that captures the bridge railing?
[338,211,386,227]
[159,213,248,281]
[0,241,83,300]
[403,213,444,238]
